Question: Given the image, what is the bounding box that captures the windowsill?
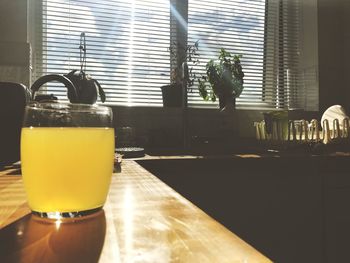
[111,105,320,142]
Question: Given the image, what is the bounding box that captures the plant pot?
[160,84,183,107]
[218,95,236,112]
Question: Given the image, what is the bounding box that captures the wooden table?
[0,161,271,263]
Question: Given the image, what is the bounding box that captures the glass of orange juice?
[21,102,115,219]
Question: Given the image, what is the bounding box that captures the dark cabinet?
[324,171,350,263]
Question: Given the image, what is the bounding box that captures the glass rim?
[25,102,112,114]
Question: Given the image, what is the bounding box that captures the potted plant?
[198,48,244,111]
[161,40,200,107]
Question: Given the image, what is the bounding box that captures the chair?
[0,82,30,166]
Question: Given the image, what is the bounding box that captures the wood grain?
[0,167,30,229]
[0,161,271,262]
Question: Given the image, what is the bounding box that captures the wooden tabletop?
[0,161,271,263]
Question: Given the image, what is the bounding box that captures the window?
[187,0,266,109]
[33,0,171,106]
[32,0,318,110]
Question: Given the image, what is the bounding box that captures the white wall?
[318,0,346,112]
[343,0,350,112]
[0,0,31,87]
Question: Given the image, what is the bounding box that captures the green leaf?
[197,47,245,105]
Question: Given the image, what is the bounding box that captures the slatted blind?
[187,0,307,110]
[33,0,316,110]
[34,0,170,106]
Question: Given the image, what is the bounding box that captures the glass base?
[32,207,102,219]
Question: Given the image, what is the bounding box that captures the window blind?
[33,0,317,110]
[33,0,171,106]
[187,0,305,110]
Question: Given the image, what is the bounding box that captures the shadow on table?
[0,210,106,263]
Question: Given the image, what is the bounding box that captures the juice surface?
[21,127,115,213]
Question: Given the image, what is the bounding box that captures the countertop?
[0,160,271,263]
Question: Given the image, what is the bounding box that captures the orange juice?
[21,127,114,213]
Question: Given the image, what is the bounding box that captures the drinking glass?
[21,102,115,219]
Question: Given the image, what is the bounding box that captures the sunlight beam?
[126,0,136,106]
